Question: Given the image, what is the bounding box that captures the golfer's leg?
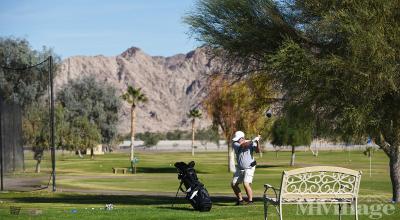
[243,167,255,201]
[231,182,243,201]
[231,168,244,201]
[243,182,253,201]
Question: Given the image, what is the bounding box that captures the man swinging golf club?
[231,131,260,205]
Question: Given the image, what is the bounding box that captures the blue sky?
[0,0,200,59]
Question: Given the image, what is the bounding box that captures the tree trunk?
[346,143,351,162]
[369,155,372,177]
[77,149,83,158]
[290,145,296,166]
[389,153,400,202]
[191,119,195,156]
[376,135,400,203]
[90,147,94,160]
[310,143,318,157]
[130,107,136,174]
[35,159,41,173]
[348,148,351,162]
[273,145,278,158]
[228,141,236,173]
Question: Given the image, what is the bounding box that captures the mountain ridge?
[56,46,220,134]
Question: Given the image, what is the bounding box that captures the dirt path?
[2,175,236,198]
[3,175,134,192]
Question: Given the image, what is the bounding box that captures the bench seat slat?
[281,193,355,199]
[265,197,353,204]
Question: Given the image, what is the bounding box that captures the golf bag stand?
[172,181,184,207]
[173,161,212,212]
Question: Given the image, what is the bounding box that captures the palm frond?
[188,108,203,118]
[122,85,148,106]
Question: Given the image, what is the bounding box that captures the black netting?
[0,56,55,192]
[0,99,24,172]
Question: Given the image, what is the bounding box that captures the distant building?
[87,144,104,155]
[119,140,131,149]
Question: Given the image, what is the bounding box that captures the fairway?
[1,150,399,219]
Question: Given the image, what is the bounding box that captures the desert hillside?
[56,47,221,134]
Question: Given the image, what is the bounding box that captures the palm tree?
[122,86,147,173]
[188,108,202,156]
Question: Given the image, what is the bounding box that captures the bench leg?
[279,203,283,220]
[354,199,358,220]
[338,204,342,220]
[264,198,269,220]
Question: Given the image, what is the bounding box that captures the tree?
[196,125,221,149]
[54,103,71,154]
[57,76,121,147]
[0,37,59,108]
[187,0,400,202]
[22,101,49,173]
[1,37,60,171]
[188,108,202,156]
[204,75,273,172]
[271,105,313,166]
[121,86,147,174]
[69,116,101,159]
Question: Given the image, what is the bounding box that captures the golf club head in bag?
[174,161,212,212]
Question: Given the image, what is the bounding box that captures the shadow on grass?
[136,167,208,174]
[256,164,283,169]
[158,206,196,211]
[12,194,244,206]
[12,194,184,206]
[136,167,178,173]
[10,194,252,207]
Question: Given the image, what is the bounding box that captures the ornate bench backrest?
[280,166,362,201]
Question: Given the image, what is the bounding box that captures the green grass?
[1,150,399,219]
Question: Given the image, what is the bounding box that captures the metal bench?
[264,166,362,220]
[112,167,127,174]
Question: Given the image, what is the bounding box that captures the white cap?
[232,131,245,142]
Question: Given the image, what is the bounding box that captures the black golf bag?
[174,161,212,212]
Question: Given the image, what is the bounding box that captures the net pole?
[0,97,3,191]
[49,56,56,192]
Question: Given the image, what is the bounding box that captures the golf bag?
[174,161,212,212]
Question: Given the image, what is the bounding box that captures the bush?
[140,132,161,147]
[165,130,190,140]
[196,126,220,147]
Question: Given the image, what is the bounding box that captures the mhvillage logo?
[296,197,396,219]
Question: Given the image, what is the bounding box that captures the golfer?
[231,131,260,205]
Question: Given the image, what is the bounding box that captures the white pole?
[369,154,372,177]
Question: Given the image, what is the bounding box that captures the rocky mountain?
[56,47,221,134]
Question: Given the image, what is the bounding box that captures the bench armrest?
[264,184,273,189]
[264,184,279,190]
[264,184,280,200]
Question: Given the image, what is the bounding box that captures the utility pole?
[49,56,56,192]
